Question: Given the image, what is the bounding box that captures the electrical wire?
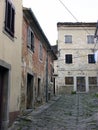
[58,0,97,51]
[56,53,96,70]
[58,0,79,22]
[58,55,88,61]
[58,0,92,35]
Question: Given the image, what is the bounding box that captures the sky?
[23,0,98,45]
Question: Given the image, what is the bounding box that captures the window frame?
[65,77,74,85]
[65,35,72,43]
[37,78,41,97]
[27,26,35,52]
[65,54,72,64]
[89,77,97,85]
[5,0,15,37]
[39,42,43,61]
[88,54,95,64]
[87,35,94,44]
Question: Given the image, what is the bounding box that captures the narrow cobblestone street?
[10,93,98,130]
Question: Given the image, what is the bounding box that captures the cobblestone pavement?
[9,93,98,130]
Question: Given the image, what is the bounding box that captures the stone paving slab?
[9,93,98,130]
[8,96,61,130]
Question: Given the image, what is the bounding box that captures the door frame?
[26,73,34,109]
[77,76,86,92]
[0,60,11,129]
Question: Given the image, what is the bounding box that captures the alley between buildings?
[9,93,98,130]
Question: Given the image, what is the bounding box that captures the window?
[65,35,72,43]
[39,43,43,61]
[5,0,15,37]
[88,54,95,63]
[87,35,94,43]
[89,77,97,84]
[65,77,74,85]
[50,66,54,82]
[38,78,41,96]
[27,27,34,52]
[65,54,72,64]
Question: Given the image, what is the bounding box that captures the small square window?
[88,54,95,63]
[65,35,72,43]
[87,35,94,43]
[65,77,74,85]
[89,77,97,84]
[65,54,72,64]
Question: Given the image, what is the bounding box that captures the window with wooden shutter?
[5,0,15,37]
[65,77,74,85]
[27,27,34,52]
[39,43,43,61]
[89,77,97,84]
[27,27,31,48]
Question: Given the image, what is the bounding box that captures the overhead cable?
[58,0,97,51]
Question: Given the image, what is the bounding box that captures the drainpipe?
[46,51,48,102]
[94,26,98,89]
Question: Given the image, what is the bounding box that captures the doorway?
[37,78,41,97]
[53,78,55,95]
[77,77,86,92]
[0,66,9,129]
[26,74,34,109]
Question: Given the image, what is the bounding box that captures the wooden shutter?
[31,31,34,52]
[5,0,11,33]
[39,43,43,60]
[11,6,15,36]
[27,27,31,48]
[5,0,15,37]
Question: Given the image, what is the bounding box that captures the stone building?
[52,45,58,95]
[21,7,57,112]
[0,0,22,129]
[55,22,98,94]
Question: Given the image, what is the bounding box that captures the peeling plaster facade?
[55,22,98,94]
[0,0,22,128]
[21,8,56,112]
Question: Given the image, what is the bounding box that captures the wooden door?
[77,77,86,92]
[27,74,33,109]
[0,68,4,128]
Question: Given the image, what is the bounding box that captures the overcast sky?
[23,0,98,45]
